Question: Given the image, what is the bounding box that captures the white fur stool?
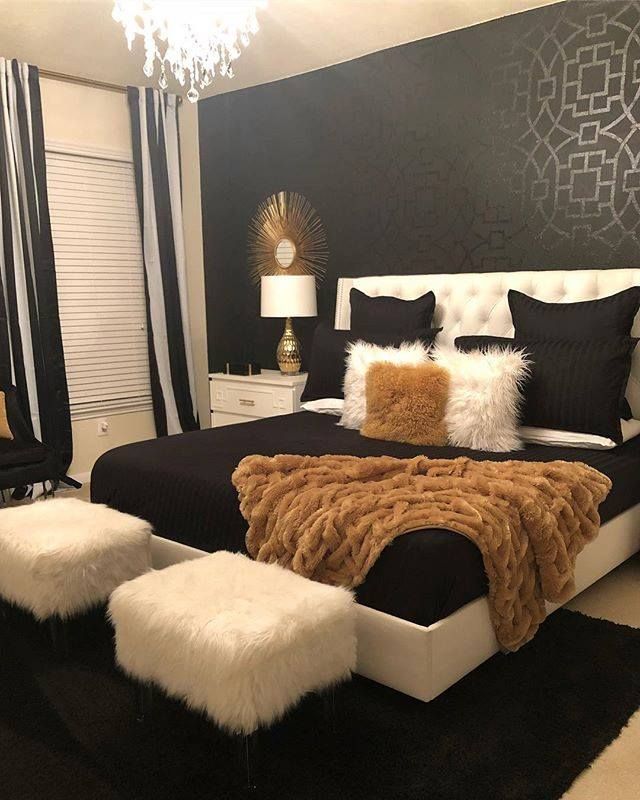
[0,498,151,628]
[108,551,356,736]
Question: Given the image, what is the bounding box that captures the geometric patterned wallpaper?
[492,1,640,264]
[199,1,640,370]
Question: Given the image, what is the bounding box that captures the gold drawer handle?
[239,398,255,407]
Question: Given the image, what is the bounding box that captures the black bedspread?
[91,412,640,627]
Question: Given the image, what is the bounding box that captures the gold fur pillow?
[361,361,450,446]
[0,391,13,440]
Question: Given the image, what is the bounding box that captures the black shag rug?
[0,605,639,800]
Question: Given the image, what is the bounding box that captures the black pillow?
[455,335,515,353]
[301,324,352,401]
[301,321,441,402]
[508,287,640,341]
[457,330,634,421]
[349,288,436,336]
[456,335,635,442]
[517,337,637,442]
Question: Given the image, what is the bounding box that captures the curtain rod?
[39,68,182,103]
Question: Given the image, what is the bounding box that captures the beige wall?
[40,77,208,480]
[40,78,132,151]
[67,412,156,478]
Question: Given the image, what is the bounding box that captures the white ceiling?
[0,0,560,99]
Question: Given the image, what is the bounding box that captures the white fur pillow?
[433,345,530,452]
[340,340,431,430]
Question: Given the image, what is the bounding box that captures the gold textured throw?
[232,454,611,651]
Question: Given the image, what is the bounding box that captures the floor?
[563,553,640,800]
[5,483,639,798]
[71,483,640,799]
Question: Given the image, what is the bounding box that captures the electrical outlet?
[97,419,109,437]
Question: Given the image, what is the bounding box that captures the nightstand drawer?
[210,381,295,418]
[208,370,307,428]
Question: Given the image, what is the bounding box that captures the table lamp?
[261,275,317,374]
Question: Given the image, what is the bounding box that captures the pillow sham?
[341,340,432,429]
[457,336,637,443]
[361,361,449,446]
[520,418,640,450]
[301,398,344,416]
[456,334,635,426]
[509,286,640,419]
[508,287,640,342]
[301,323,354,402]
[0,391,13,440]
[517,337,636,443]
[433,345,530,452]
[509,287,640,420]
[349,288,436,336]
[301,321,440,402]
[455,335,515,354]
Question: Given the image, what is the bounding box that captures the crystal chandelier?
[112,1,267,102]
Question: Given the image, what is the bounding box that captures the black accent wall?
[199,1,640,372]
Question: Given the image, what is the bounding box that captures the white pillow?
[340,340,431,430]
[433,345,530,452]
[301,398,344,416]
[520,418,640,449]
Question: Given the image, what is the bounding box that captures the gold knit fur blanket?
[232,454,611,651]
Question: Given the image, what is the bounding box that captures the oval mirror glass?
[275,238,296,269]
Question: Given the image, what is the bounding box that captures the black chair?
[0,385,79,500]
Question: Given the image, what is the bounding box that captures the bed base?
[150,504,640,702]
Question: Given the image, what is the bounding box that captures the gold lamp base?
[276,317,302,375]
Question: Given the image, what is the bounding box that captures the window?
[46,146,152,419]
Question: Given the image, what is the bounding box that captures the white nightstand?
[209,370,308,428]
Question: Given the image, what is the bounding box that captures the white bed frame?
[152,268,640,702]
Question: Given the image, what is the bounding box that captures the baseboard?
[66,472,90,487]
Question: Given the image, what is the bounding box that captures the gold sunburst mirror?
[248,191,328,284]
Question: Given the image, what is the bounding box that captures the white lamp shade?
[260,275,318,318]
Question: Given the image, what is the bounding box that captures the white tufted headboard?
[335,268,640,417]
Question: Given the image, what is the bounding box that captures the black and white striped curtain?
[0,58,72,469]
[127,87,198,437]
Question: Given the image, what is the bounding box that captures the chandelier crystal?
[112,0,267,102]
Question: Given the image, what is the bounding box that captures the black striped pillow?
[509,287,640,422]
[515,338,635,443]
[455,335,636,442]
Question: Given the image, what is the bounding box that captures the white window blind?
[46,148,152,420]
